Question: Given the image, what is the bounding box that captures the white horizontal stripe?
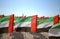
[37,22,53,28]
[0,21,9,28]
[0,20,18,28]
[14,22,31,28]
[49,29,60,37]
[0,21,53,29]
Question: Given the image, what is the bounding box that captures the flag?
[37,17,53,28]
[0,16,9,28]
[49,15,60,37]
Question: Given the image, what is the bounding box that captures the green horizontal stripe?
[37,17,53,25]
[14,16,31,25]
[0,16,54,26]
[0,16,9,22]
[51,23,60,29]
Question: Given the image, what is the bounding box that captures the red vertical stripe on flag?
[31,15,38,32]
[59,17,60,20]
[2,14,4,18]
[8,14,14,33]
[53,15,59,25]
[41,16,44,20]
[0,14,4,18]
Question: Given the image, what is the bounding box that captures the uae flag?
[49,15,60,37]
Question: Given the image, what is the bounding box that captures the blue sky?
[0,0,60,17]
